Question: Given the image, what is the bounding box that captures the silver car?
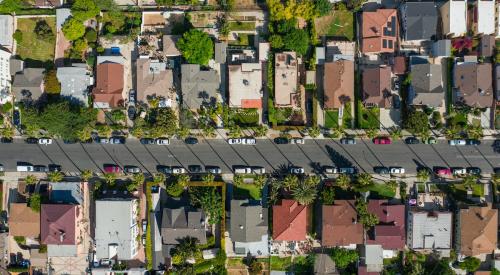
[290,138,305,144]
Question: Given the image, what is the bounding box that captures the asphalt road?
[0,138,498,175]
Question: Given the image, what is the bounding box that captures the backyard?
[314,10,354,41]
[357,102,380,129]
[15,17,56,68]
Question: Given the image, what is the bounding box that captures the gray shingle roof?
[161,207,207,245]
[230,199,268,243]
[0,15,13,47]
[403,2,438,41]
[432,40,451,57]
[409,63,444,107]
[57,65,90,106]
[12,68,45,102]
[408,211,452,250]
[181,64,220,110]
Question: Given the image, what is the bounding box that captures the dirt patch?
[314,10,354,41]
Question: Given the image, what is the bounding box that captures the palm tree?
[309,126,321,138]
[153,173,166,185]
[389,126,402,140]
[463,174,478,188]
[132,173,145,186]
[336,174,350,190]
[282,174,299,190]
[292,184,317,205]
[176,127,190,139]
[0,126,13,139]
[76,126,92,142]
[365,128,379,139]
[47,171,64,182]
[419,129,431,142]
[202,173,215,184]
[417,169,430,183]
[254,174,268,188]
[81,169,93,182]
[104,173,117,186]
[228,125,242,138]
[253,125,268,137]
[304,175,320,187]
[466,125,483,140]
[356,173,373,187]
[233,174,244,185]
[202,126,216,138]
[176,174,190,188]
[25,174,38,185]
[387,180,398,190]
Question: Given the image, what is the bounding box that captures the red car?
[434,167,451,177]
[103,164,122,174]
[373,137,392,144]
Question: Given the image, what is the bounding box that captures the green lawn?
[314,10,354,41]
[450,112,468,127]
[358,102,380,129]
[270,256,292,271]
[343,102,353,128]
[16,17,56,68]
[324,109,339,128]
[417,183,425,193]
[364,183,396,199]
[228,21,255,31]
[233,183,261,200]
[232,108,259,126]
[228,33,254,46]
[453,183,484,197]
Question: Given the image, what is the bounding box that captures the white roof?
[228,63,262,108]
[448,0,467,36]
[0,15,13,47]
[409,211,452,250]
[259,42,270,62]
[477,0,495,34]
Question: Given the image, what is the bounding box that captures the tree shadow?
[325,145,353,168]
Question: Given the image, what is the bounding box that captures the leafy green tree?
[28,193,41,213]
[176,174,190,188]
[322,185,335,205]
[104,173,117,186]
[0,0,27,14]
[71,0,100,21]
[34,20,54,40]
[0,127,14,139]
[309,126,321,138]
[12,30,22,44]
[171,236,200,265]
[282,174,299,190]
[254,174,267,188]
[25,175,38,185]
[404,110,429,135]
[48,171,64,182]
[2,102,12,114]
[233,174,244,185]
[356,173,373,187]
[365,128,379,139]
[292,183,317,205]
[189,187,223,225]
[146,108,178,137]
[202,173,215,184]
[336,174,350,190]
[417,169,430,183]
[462,174,478,188]
[84,28,97,42]
[459,257,481,273]
[176,29,214,65]
[253,125,268,137]
[62,18,86,41]
[269,34,284,48]
[330,248,358,269]
[356,199,379,228]
[155,0,174,6]
[131,173,145,188]
[283,29,310,55]
[81,169,93,182]
[44,70,61,94]
[70,39,88,60]
[315,0,332,16]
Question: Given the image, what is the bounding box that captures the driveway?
[379,107,401,128]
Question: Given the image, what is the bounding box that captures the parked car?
[390,167,405,174]
[451,167,467,176]
[339,167,356,174]
[340,138,356,145]
[158,166,172,174]
[373,137,391,144]
[290,138,305,144]
[13,109,20,126]
[404,137,419,144]
[323,166,337,174]
[289,166,305,174]
[252,167,266,174]
[128,89,136,105]
[172,167,186,174]
[25,137,38,144]
[140,138,155,145]
[34,165,48,172]
[1,138,12,143]
[228,138,242,145]
[156,138,170,145]
[38,138,53,145]
[374,166,390,174]
[142,220,147,232]
[124,166,141,174]
[242,138,256,145]
[185,137,198,145]
[274,137,289,144]
[434,167,452,176]
[466,139,481,146]
[423,137,437,144]
[128,106,136,120]
[449,139,466,146]
[103,164,122,174]
[48,164,62,172]
[466,167,482,175]
[97,137,110,144]
[206,166,222,174]
[188,165,203,173]
[17,163,34,172]
[393,95,401,109]
[493,167,500,175]
[110,136,125,144]
[234,166,252,174]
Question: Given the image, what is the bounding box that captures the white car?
[339,167,356,174]
[323,166,337,174]
[452,167,467,176]
[234,166,252,174]
[389,167,405,174]
[449,139,466,146]
[38,138,53,145]
[252,167,266,174]
[290,166,305,174]
[156,138,170,145]
[172,167,186,174]
[206,167,222,174]
[242,138,256,145]
[228,138,242,145]
[290,138,305,144]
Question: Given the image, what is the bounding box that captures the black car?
[466,139,481,146]
[140,138,155,145]
[466,167,482,175]
[25,137,38,144]
[494,167,500,175]
[34,165,48,172]
[128,106,136,120]
[13,109,20,126]
[1,138,12,143]
[405,137,420,144]
[274,137,289,144]
[48,164,62,172]
[340,138,356,145]
[188,165,203,173]
[110,136,125,144]
[374,166,390,174]
[185,137,198,145]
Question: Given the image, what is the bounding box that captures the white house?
[476,0,495,35]
[440,0,467,37]
[0,48,11,104]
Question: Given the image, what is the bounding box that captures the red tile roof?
[40,204,78,245]
[272,199,308,241]
[322,200,363,247]
[392,56,406,75]
[362,9,398,53]
[92,63,124,108]
[241,99,262,108]
[366,200,405,250]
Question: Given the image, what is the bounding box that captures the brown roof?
[9,203,40,237]
[362,66,392,108]
[459,205,498,257]
[366,200,405,250]
[322,200,363,247]
[92,63,124,108]
[392,56,406,75]
[323,60,354,109]
[136,58,174,106]
[40,204,78,245]
[480,35,495,57]
[362,9,398,53]
[272,199,308,241]
[162,35,181,56]
[454,62,493,108]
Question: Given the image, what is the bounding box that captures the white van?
[17,164,34,172]
[234,166,252,174]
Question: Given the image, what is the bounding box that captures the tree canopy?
[330,248,358,269]
[189,186,223,225]
[71,0,100,21]
[283,28,310,55]
[176,29,214,65]
[62,18,86,41]
[404,110,429,135]
[267,0,317,21]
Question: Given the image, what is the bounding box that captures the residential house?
[408,63,444,108]
[161,206,207,245]
[41,204,81,257]
[454,62,494,108]
[272,199,308,241]
[479,35,495,58]
[48,182,83,205]
[366,200,405,257]
[162,35,181,56]
[136,57,174,107]
[181,64,221,110]
[0,47,11,104]
[455,205,498,258]
[12,68,45,103]
[400,1,438,42]
[228,63,263,109]
[0,15,13,48]
[361,9,398,54]
[475,0,495,35]
[95,199,139,261]
[274,52,299,107]
[259,42,270,62]
[326,41,355,62]
[407,210,452,255]
[229,200,269,256]
[432,40,452,57]
[440,0,467,37]
[358,244,384,275]
[362,66,392,108]
[9,203,40,238]
[323,60,354,110]
[56,65,91,106]
[321,200,363,248]
[392,56,406,75]
[92,56,125,108]
[496,66,500,102]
